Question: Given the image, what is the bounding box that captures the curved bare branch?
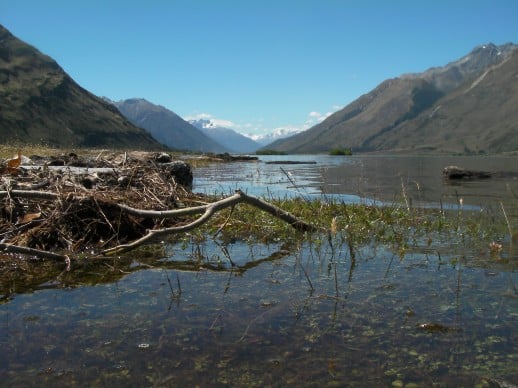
[1,189,318,259]
[103,190,318,255]
[0,190,59,201]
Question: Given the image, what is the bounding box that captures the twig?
[280,166,310,201]
[0,242,69,261]
[500,201,513,242]
[1,188,319,260]
[103,190,319,255]
[0,189,59,201]
[299,260,314,291]
[213,203,236,238]
[176,273,182,295]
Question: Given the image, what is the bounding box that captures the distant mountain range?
[248,127,304,147]
[2,22,516,155]
[112,99,227,153]
[188,119,261,153]
[266,43,518,154]
[0,24,162,150]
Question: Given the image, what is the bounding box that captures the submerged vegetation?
[0,148,514,287]
[1,181,512,297]
[1,150,517,387]
[200,194,511,262]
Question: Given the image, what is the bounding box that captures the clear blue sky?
[2,0,517,136]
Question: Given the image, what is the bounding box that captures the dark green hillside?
[0,25,162,150]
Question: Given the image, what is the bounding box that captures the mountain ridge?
[266,42,518,154]
[113,98,228,153]
[0,24,163,150]
[189,118,261,153]
[2,23,516,155]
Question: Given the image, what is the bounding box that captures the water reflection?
[1,154,518,386]
[1,240,517,386]
[194,154,518,211]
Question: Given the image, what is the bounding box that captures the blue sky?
[2,0,517,136]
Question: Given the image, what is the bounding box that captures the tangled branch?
[1,188,318,261]
[104,189,318,255]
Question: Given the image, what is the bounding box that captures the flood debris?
[0,151,315,264]
[443,165,518,181]
[442,165,492,180]
[265,160,317,165]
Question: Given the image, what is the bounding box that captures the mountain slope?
[0,24,162,150]
[114,99,228,153]
[189,119,260,153]
[267,43,518,154]
[371,50,518,153]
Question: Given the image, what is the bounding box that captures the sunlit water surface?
[1,155,517,386]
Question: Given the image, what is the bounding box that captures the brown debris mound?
[0,151,199,254]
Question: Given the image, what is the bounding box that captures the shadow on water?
[1,154,517,386]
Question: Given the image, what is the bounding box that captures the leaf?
[7,150,22,169]
[17,212,42,225]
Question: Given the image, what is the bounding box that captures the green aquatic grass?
[0,188,513,302]
[196,195,509,262]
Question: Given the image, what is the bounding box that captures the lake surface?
[194,154,518,210]
[1,155,517,386]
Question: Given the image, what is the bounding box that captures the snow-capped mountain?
[189,119,261,153]
[113,99,228,152]
[246,127,305,146]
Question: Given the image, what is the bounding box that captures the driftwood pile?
[0,151,316,264]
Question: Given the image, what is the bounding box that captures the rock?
[161,161,193,190]
[212,152,258,162]
[417,322,460,333]
[442,165,492,180]
[155,152,172,163]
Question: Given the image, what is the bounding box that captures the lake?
[194,154,518,210]
[1,155,517,386]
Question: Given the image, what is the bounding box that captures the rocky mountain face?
[0,24,162,150]
[267,43,518,154]
[189,119,261,153]
[113,99,228,153]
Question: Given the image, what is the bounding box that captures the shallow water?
[194,154,518,211]
[1,155,517,386]
[1,241,517,386]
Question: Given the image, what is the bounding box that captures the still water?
[1,155,517,386]
[194,154,518,211]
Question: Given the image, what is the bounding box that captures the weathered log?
[0,243,69,262]
[0,189,59,200]
[104,189,319,255]
[265,160,317,165]
[442,166,492,180]
[0,189,318,260]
